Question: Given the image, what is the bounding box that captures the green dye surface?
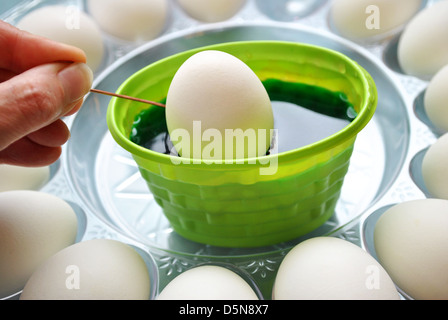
[262,79,357,121]
[130,79,357,155]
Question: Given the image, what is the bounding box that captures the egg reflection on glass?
[20,239,151,300]
[177,0,247,22]
[16,5,104,72]
[87,0,169,43]
[398,0,448,79]
[424,64,448,134]
[0,164,50,192]
[331,0,422,41]
[0,191,78,299]
[157,265,259,300]
[374,199,448,300]
[422,133,448,200]
[273,237,400,300]
[165,50,274,160]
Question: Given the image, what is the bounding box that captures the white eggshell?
[166,50,274,160]
[0,191,77,298]
[0,164,50,192]
[331,0,422,41]
[422,133,448,199]
[177,0,247,22]
[87,0,168,42]
[157,265,259,300]
[16,5,104,72]
[398,1,448,79]
[374,199,448,300]
[20,239,151,300]
[424,64,448,133]
[273,237,400,300]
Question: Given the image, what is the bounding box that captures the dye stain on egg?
[130,79,356,157]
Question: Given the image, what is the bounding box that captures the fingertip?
[63,97,85,117]
[58,62,93,104]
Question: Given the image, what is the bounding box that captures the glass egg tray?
[2,0,441,299]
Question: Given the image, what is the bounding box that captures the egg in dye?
[165,50,274,160]
[424,64,448,133]
[398,1,448,79]
[374,199,448,300]
[331,0,422,41]
[422,133,448,200]
[0,191,78,298]
[16,5,105,72]
[157,265,259,300]
[0,164,50,192]
[20,239,151,300]
[87,0,169,42]
[273,237,400,300]
[177,0,247,22]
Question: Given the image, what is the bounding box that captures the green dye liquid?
[130,79,357,155]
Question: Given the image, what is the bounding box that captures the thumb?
[0,62,93,150]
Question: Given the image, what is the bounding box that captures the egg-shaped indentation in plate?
[69,201,88,243]
[382,34,406,74]
[421,64,448,134]
[255,0,327,22]
[409,147,431,198]
[412,89,445,137]
[361,204,410,300]
[131,245,160,300]
[419,133,448,200]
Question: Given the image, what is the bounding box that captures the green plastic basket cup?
[107,41,377,248]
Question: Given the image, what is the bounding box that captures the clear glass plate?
[2,0,439,300]
[58,22,422,294]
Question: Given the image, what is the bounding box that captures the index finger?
[0,20,86,73]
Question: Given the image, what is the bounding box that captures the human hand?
[0,20,93,167]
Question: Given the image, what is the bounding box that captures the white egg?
[273,237,400,300]
[422,133,448,200]
[87,0,169,42]
[398,1,448,79]
[157,265,259,300]
[177,0,247,22]
[374,199,448,300]
[0,164,50,192]
[331,0,422,41]
[424,64,448,133]
[20,239,151,300]
[16,5,105,72]
[166,50,274,160]
[0,191,78,298]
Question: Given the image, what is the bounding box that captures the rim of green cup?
[107,41,377,168]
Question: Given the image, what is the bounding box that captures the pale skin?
[0,20,93,167]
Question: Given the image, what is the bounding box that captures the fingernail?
[58,63,93,103]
